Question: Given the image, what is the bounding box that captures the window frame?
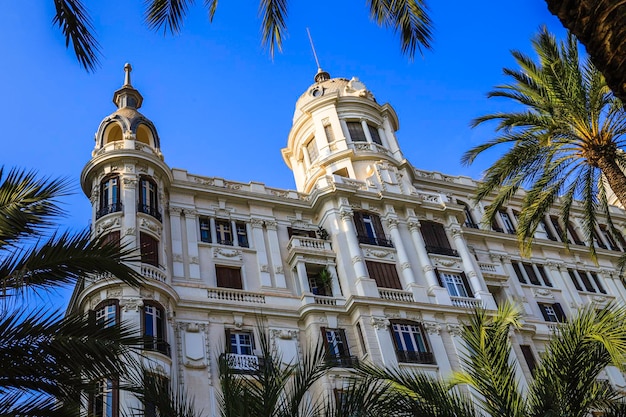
[142,301,169,356]
[216,265,243,289]
[353,211,392,247]
[138,176,160,221]
[439,271,473,298]
[421,220,457,257]
[538,302,566,323]
[93,299,120,328]
[88,377,119,417]
[321,327,355,367]
[97,175,122,219]
[346,121,367,142]
[140,232,159,267]
[389,321,435,364]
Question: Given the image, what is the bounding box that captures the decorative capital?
[339,209,354,221]
[400,262,411,270]
[123,177,138,189]
[265,220,277,231]
[423,321,441,335]
[446,323,463,337]
[169,206,183,215]
[386,218,399,230]
[370,316,390,330]
[351,256,363,264]
[407,220,421,231]
[250,218,265,228]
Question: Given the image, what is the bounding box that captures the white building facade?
[70,65,626,416]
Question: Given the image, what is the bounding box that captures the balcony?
[287,236,334,263]
[96,202,123,219]
[141,264,167,283]
[425,245,458,257]
[326,355,359,368]
[379,288,414,302]
[220,353,263,374]
[207,288,266,304]
[143,337,171,357]
[395,350,435,365]
[138,204,162,222]
[451,296,483,309]
[357,235,394,248]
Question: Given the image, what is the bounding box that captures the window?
[567,221,584,245]
[421,220,457,256]
[235,222,249,248]
[568,269,605,293]
[356,322,367,355]
[592,227,607,249]
[538,303,566,323]
[215,220,232,245]
[306,138,319,162]
[224,329,258,372]
[511,261,552,287]
[368,124,382,145]
[94,300,118,328]
[287,227,316,238]
[390,321,435,364]
[101,231,121,249]
[520,345,537,375]
[366,261,402,290]
[138,177,161,221]
[353,211,392,247]
[347,121,367,142]
[322,328,356,367]
[458,200,478,228]
[439,272,473,297]
[216,266,243,289]
[549,215,565,241]
[539,218,557,241]
[143,303,169,356]
[308,268,332,296]
[499,210,516,234]
[140,232,159,267]
[599,224,621,251]
[98,176,122,219]
[199,217,211,243]
[88,378,118,417]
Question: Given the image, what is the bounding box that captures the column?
[169,207,184,278]
[250,218,272,287]
[422,320,453,378]
[209,217,217,244]
[406,218,450,303]
[385,216,426,302]
[360,119,373,144]
[231,220,239,247]
[370,316,397,367]
[296,261,311,296]
[327,264,343,300]
[339,209,378,297]
[450,225,497,309]
[265,220,287,288]
[121,176,139,265]
[547,261,583,308]
[184,209,201,279]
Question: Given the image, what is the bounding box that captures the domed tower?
[282,69,404,193]
[79,64,176,414]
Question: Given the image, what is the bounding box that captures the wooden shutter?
[590,272,606,294]
[538,304,550,321]
[353,212,366,238]
[347,122,366,141]
[522,263,540,285]
[520,345,537,374]
[216,266,243,289]
[578,270,595,292]
[433,222,451,248]
[553,303,566,322]
[460,272,474,297]
[420,221,437,247]
[103,230,121,248]
[511,262,525,283]
[140,232,159,266]
[538,266,552,287]
[567,269,583,291]
[365,261,402,289]
[567,222,584,245]
[371,214,386,240]
[550,216,565,241]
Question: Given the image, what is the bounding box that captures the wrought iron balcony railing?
[357,235,394,248]
[96,202,123,219]
[138,204,162,222]
[395,350,435,365]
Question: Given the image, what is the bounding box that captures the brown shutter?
[287,227,293,238]
[225,328,232,353]
[433,223,451,249]
[103,230,121,248]
[567,269,583,291]
[553,303,566,322]
[366,261,402,289]
[511,262,526,284]
[216,266,243,289]
[371,214,386,240]
[523,263,540,285]
[353,212,366,238]
[140,232,159,266]
[320,327,329,354]
[460,272,474,297]
[578,270,596,292]
[420,221,437,247]
[520,345,537,374]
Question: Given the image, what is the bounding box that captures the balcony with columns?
[287,235,335,262]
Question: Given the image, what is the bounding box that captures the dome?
[293,73,376,121]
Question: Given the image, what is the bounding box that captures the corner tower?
[282,70,404,193]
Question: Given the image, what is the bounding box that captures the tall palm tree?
[51,0,432,71]
[357,303,626,417]
[0,167,143,416]
[219,326,330,417]
[544,0,626,106]
[462,27,626,256]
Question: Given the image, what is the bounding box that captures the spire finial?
[124,63,132,86]
[306,28,330,83]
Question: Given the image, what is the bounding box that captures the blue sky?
[0,1,566,306]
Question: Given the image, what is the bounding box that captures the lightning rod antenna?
[306,27,321,70]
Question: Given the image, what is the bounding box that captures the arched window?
[93,300,119,328]
[97,176,122,219]
[138,177,161,221]
[103,123,123,145]
[142,302,169,356]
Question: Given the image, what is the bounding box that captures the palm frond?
[144,0,195,34]
[52,0,101,71]
[258,0,288,58]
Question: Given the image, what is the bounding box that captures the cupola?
[282,69,403,193]
[92,63,162,156]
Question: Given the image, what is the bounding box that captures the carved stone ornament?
[446,323,463,337]
[122,177,138,188]
[433,258,459,268]
[370,316,390,330]
[532,288,554,299]
[407,220,421,231]
[386,218,399,229]
[423,321,441,335]
[260,264,270,273]
[169,206,183,215]
[124,227,136,236]
[339,210,353,221]
[193,176,215,186]
[119,298,144,312]
[107,289,122,298]
[270,329,298,340]
[140,218,161,234]
[96,217,120,234]
[184,209,198,217]
[546,261,564,270]
[275,266,284,274]
[250,218,265,228]
[172,253,183,263]
[190,257,199,265]
[90,188,100,204]
[140,289,154,299]
[400,262,411,270]
[265,220,278,231]
[213,247,243,260]
[177,322,210,371]
[422,265,434,273]
[467,270,478,279]
[90,297,102,309]
[449,227,463,237]
[339,197,350,206]
[365,248,394,259]
[351,256,363,264]
[592,295,609,304]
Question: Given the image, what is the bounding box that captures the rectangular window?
[549,215,565,241]
[228,330,254,355]
[567,221,584,245]
[520,345,537,375]
[522,263,541,286]
[235,221,249,248]
[592,227,607,249]
[215,220,233,245]
[539,218,557,241]
[353,211,391,247]
[365,261,402,290]
[322,328,355,367]
[368,124,382,145]
[578,270,596,292]
[324,124,335,142]
[139,177,161,221]
[347,122,367,142]
[95,303,118,328]
[140,232,159,267]
[457,201,478,228]
[421,220,457,256]
[600,224,620,251]
[538,302,566,323]
[216,266,243,289]
[199,217,211,243]
[499,210,516,234]
[287,227,316,238]
[143,303,169,356]
[441,272,473,297]
[356,322,367,355]
[512,262,526,284]
[567,269,583,291]
[537,265,552,287]
[89,378,118,417]
[590,272,606,294]
[390,322,434,364]
[224,330,258,372]
[306,138,319,162]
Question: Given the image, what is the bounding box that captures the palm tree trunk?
[597,156,626,208]
[544,0,626,105]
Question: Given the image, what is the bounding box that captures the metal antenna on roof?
[306,28,330,82]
